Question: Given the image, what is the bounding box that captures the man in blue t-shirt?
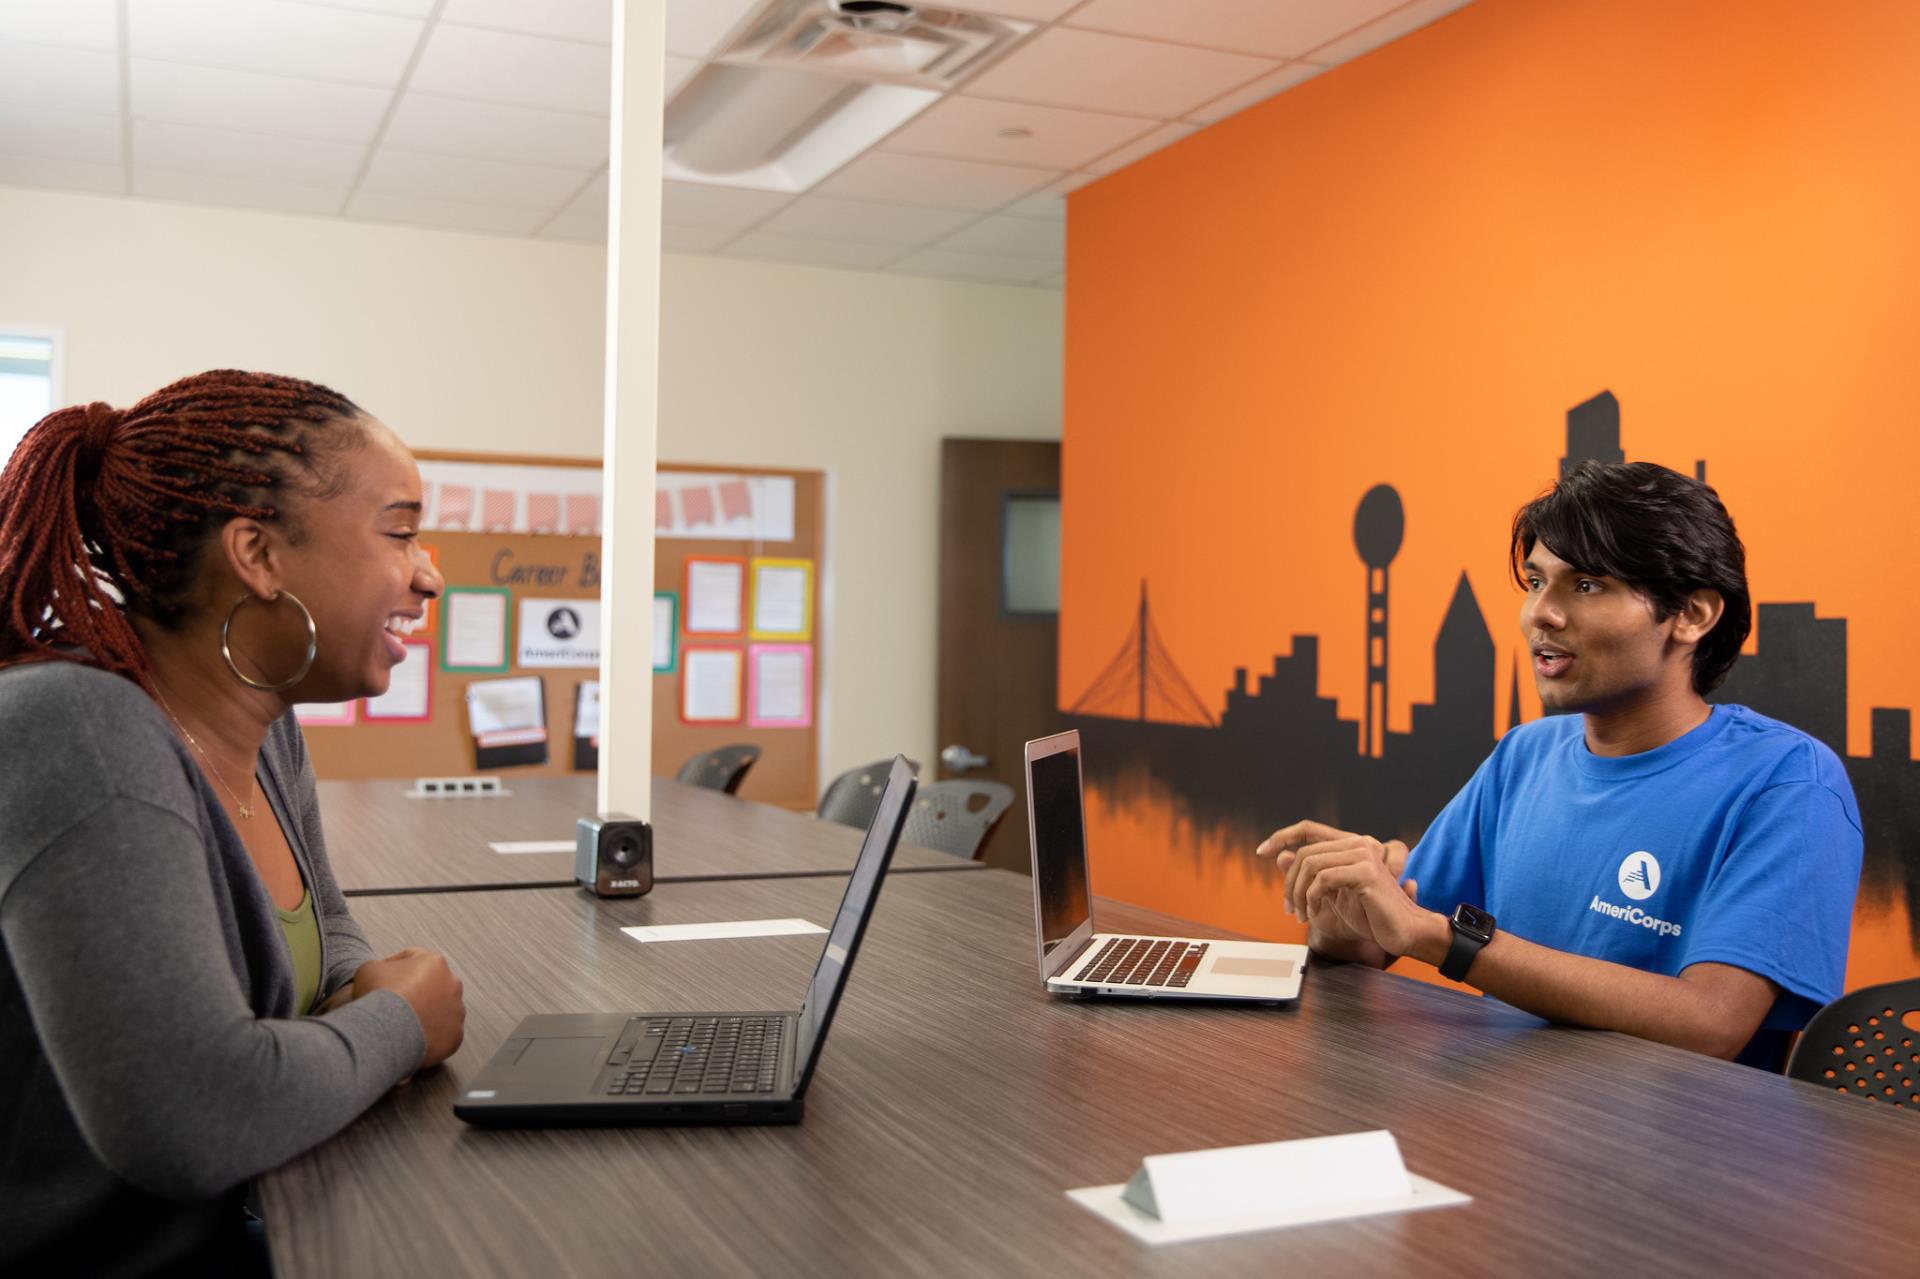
[1257,461,1862,1068]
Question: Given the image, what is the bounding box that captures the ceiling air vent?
[717,0,1034,90]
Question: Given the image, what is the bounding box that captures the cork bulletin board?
[300,451,826,810]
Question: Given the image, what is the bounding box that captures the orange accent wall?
[1061,0,1920,989]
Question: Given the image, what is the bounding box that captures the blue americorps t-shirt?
[1403,704,1862,1065]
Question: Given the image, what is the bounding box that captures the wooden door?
[936,438,1061,872]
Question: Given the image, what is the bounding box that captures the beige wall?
[0,185,1062,783]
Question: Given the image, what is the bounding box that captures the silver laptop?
[1024,730,1307,1002]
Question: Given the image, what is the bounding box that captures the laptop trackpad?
[509,1036,608,1073]
[1209,957,1296,978]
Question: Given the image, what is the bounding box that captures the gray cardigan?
[0,660,426,1276]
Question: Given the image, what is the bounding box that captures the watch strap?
[1440,916,1490,983]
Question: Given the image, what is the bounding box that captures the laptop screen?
[792,755,915,1090]
[1029,743,1092,964]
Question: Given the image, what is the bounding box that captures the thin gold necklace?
[150,682,258,820]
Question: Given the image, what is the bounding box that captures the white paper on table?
[1133,1130,1410,1223]
[465,675,545,740]
[364,645,430,718]
[445,591,508,668]
[682,648,743,721]
[752,649,808,722]
[621,919,826,943]
[1066,1173,1470,1246]
[574,680,600,738]
[685,560,744,633]
[652,596,675,669]
[489,840,575,855]
[751,564,808,635]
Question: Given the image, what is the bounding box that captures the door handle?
[940,744,989,773]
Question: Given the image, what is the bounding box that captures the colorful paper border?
[747,643,813,729]
[653,591,679,674]
[440,586,512,673]
[748,556,815,641]
[679,645,744,725]
[293,700,357,728]
[683,556,747,637]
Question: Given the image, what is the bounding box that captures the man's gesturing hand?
[1256,821,1436,958]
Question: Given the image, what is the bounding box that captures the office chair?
[817,758,922,829]
[676,744,761,795]
[1784,978,1920,1108]
[901,780,1014,860]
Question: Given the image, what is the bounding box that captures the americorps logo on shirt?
[1590,849,1682,937]
[1618,851,1661,901]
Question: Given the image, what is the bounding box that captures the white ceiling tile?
[347,189,548,234]
[130,59,391,143]
[575,170,610,203]
[0,151,125,194]
[1038,270,1064,288]
[665,0,762,59]
[942,0,1082,19]
[385,94,609,167]
[0,40,119,115]
[1081,120,1199,175]
[361,147,591,208]
[963,26,1278,118]
[0,103,122,164]
[888,247,1057,285]
[410,23,610,114]
[1067,0,1407,60]
[0,0,118,50]
[758,196,977,247]
[661,223,737,253]
[661,179,792,228]
[726,232,903,270]
[879,94,1155,171]
[284,0,435,14]
[1309,0,1473,64]
[127,0,423,85]
[999,173,1084,220]
[442,0,611,44]
[934,213,1063,258]
[539,210,606,243]
[133,166,344,214]
[132,118,364,183]
[812,151,1059,213]
[1183,61,1326,124]
[664,55,701,99]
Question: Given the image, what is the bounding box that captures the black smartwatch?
[1439,904,1496,983]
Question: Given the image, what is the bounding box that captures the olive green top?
[277,889,321,1015]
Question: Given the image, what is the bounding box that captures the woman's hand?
[349,946,466,1070]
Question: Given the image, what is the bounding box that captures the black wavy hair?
[1510,461,1750,694]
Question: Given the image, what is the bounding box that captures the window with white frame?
[0,332,60,468]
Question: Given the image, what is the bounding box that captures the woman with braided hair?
[0,370,466,1275]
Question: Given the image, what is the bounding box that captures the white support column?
[597,0,664,819]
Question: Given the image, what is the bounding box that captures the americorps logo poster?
[517,598,600,668]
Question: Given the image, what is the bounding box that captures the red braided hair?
[0,369,362,688]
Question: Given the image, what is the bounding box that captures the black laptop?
[454,756,916,1127]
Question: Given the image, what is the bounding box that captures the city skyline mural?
[1063,394,1920,964]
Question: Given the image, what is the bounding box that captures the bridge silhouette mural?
[1064,392,1920,945]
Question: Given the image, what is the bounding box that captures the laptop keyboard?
[603,1016,784,1096]
[1072,938,1209,988]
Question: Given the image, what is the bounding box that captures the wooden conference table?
[262,868,1920,1278]
[317,775,984,892]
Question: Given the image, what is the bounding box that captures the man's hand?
[1296,844,1446,961]
[1257,821,1425,964]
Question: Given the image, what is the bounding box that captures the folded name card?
[1068,1130,1469,1246]
[621,919,827,944]
[489,840,575,854]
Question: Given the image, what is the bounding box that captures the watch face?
[1452,903,1495,943]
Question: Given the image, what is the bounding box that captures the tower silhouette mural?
[1066,392,1920,947]
[1355,485,1402,758]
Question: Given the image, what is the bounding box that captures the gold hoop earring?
[221,590,317,693]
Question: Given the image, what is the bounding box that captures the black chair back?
[1785,978,1920,1109]
[676,744,762,795]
